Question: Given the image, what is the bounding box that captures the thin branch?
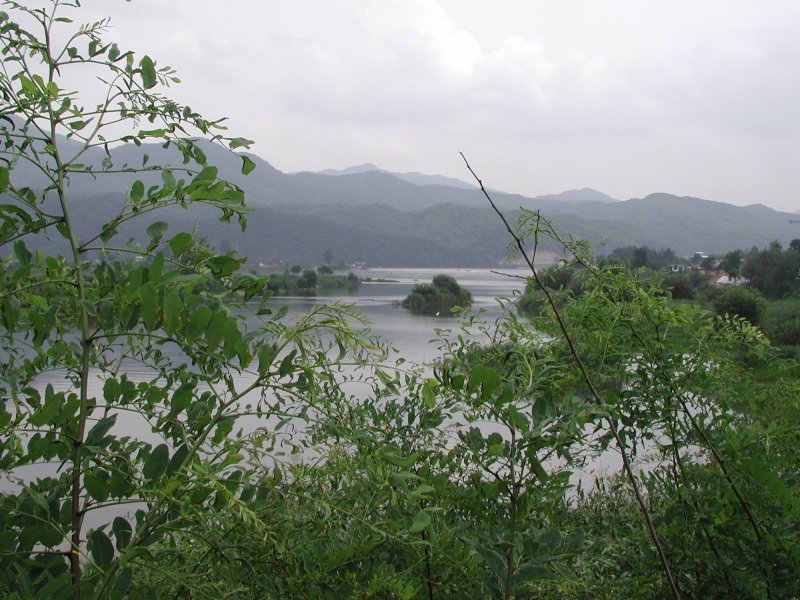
[459,151,681,600]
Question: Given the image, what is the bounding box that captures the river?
[274,267,532,363]
[5,266,623,523]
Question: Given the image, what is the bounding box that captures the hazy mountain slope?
[315,163,477,190]
[5,132,798,266]
[533,188,618,203]
[568,193,799,253]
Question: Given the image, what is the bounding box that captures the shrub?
[762,300,800,346]
[714,286,766,324]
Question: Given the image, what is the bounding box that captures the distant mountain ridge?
[4,134,798,266]
[312,163,477,190]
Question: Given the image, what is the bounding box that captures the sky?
[66,1,800,211]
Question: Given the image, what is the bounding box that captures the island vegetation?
[264,264,360,296]
[1,4,798,600]
[401,273,472,314]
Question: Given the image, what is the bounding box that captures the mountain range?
[5,135,799,267]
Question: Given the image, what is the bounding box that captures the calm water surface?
[276,267,531,363]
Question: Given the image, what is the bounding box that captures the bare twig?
[489,270,529,281]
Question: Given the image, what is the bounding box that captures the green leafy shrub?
[762,300,800,345]
[714,286,766,324]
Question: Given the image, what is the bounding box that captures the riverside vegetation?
[1,3,799,599]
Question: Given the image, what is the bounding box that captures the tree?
[0,3,368,598]
[289,263,302,275]
[719,249,742,277]
[298,268,317,289]
[742,241,800,299]
[632,246,648,269]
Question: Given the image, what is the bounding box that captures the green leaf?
[170,383,194,415]
[143,443,169,481]
[229,137,254,149]
[195,165,218,183]
[0,165,9,192]
[414,484,435,497]
[188,305,213,340]
[278,349,297,376]
[204,310,227,349]
[409,509,431,533]
[90,529,115,567]
[382,449,419,468]
[241,155,256,175]
[163,293,183,335]
[84,469,110,502]
[13,240,31,264]
[85,415,117,447]
[486,442,504,458]
[139,281,159,330]
[149,251,164,281]
[146,221,168,243]
[130,180,144,203]
[422,378,437,409]
[139,55,157,89]
[506,405,528,431]
[477,546,507,582]
[166,444,189,475]
[257,345,276,375]
[103,378,121,403]
[468,365,500,399]
[527,452,549,483]
[113,568,133,597]
[168,232,193,255]
[192,144,207,165]
[514,563,560,583]
[112,517,133,551]
[540,528,562,553]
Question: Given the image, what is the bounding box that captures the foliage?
[516,261,589,315]
[714,285,766,324]
[3,4,800,600]
[740,240,800,299]
[719,248,743,277]
[602,245,678,271]
[265,268,359,296]
[402,273,471,315]
[761,299,800,346]
[0,3,372,598]
[297,268,317,290]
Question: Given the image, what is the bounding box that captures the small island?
[401,273,472,315]
[266,265,360,296]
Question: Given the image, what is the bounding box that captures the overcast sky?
[74,1,799,211]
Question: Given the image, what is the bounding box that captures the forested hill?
[7,136,799,266]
